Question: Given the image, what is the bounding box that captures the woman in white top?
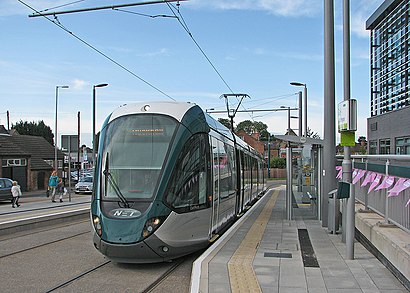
[11,181,22,208]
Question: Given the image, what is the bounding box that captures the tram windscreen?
[101,114,177,199]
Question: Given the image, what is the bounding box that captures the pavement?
[191,184,409,293]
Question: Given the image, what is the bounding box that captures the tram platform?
[0,190,90,236]
[190,184,409,293]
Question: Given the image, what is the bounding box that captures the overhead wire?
[164,2,259,122]
[112,8,177,18]
[164,2,234,94]
[38,0,88,13]
[17,0,176,101]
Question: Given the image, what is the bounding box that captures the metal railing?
[337,155,410,233]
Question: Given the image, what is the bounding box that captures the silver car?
[75,176,93,194]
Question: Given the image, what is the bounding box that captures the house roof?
[0,134,30,156]
[0,130,65,171]
[9,135,64,170]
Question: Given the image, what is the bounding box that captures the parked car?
[75,176,93,194]
[0,178,13,202]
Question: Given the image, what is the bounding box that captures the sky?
[1,0,384,147]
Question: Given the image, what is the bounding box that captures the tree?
[306,127,321,139]
[236,120,254,134]
[235,120,269,139]
[218,118,232,129]
[12,120,54,145]
[270,157,286,169]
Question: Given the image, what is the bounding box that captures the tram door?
[235,149,243,216]
[210,137,220,235]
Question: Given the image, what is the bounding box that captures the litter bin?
[328,188,340,234]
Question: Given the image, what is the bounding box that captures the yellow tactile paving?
[228,189,280,293]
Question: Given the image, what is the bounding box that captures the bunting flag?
[368,173,382,194]
[361,172,376,187]
[388,178,410,197]
[336,166,342,180]
[353,169,366,185]
[375,176,395,191]
[352,168,359,179]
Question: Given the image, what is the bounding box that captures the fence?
[337,155,410,233]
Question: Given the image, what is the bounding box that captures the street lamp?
[55,85,69,171]
[92,83,108,168]
[280,106,291,135]
[290,82,308,137]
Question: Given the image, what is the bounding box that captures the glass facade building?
[366,0,410,154]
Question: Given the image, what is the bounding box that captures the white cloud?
[349,0,384,38]
[72,79,89,90]
[188,0,321,17]
[136,48,170,58]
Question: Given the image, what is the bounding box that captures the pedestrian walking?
[48,170,59,203]
[56,178,64,203]
[11,181,22,208]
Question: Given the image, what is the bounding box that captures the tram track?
[44,260,112,293]
[0,230,90,259]
[140,257,185,293]
[43,257,187,293]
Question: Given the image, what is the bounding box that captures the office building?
[366,0,410,154]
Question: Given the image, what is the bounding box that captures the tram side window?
[225,143,236,197]
[165,134,208,212]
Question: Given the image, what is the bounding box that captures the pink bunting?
[375,176,395,191]
[361,172,376,187]
[352,168,359,179]
[388,178,410,197]
[336,169,343,179]
[368,173,382,194]
[353,169,366,185]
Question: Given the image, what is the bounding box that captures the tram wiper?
[103,152,130,208]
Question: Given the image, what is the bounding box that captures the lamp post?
[280,106,291,135]
[290,82,308,137]
[92,83,108,168]
[54,85,69,171]
[281,105,293,220]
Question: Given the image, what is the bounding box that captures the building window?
[45,160,54,167]
[2,158,27,167]
[395,136,410,154]
[369,140,377,154]
[379,138,391,154]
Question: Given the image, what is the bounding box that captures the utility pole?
[220,94,250,132]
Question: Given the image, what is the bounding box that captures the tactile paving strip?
[228,189,280,293]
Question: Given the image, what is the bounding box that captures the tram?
[91,101,266,263]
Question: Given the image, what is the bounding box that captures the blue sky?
[1,0,384,147]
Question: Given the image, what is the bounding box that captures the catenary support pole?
[322,0,337,228]
[343,0,355,260]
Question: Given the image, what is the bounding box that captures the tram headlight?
[92,215,102,236]
[142,217,165,238]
